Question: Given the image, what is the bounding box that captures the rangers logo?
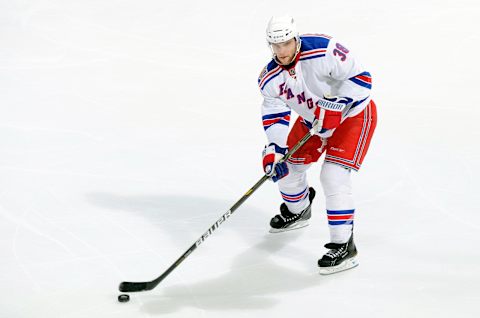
[289,68,296,78]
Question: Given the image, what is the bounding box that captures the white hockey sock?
[277,163,311,213]
[320,162,354,243]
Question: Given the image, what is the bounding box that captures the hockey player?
[259,16,377,274]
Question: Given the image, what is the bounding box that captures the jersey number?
[333,43,349,62]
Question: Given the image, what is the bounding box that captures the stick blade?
[119,281,149,292]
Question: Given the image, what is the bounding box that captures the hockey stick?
[118,127,316,293]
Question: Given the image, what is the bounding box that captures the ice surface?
[1,0,480,317]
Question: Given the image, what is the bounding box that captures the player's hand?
[262,143,289,182]
[314,94,351,137]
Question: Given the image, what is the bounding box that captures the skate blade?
[269,220,309,233]
[319,257,359,275]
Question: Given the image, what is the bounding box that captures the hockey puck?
[118,294,130,303]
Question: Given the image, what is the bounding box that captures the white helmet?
[266,15,299,44]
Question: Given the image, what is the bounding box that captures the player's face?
[271,38,297,65]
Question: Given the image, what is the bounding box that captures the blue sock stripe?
[328,220,354,226]
[280,187,308,198]
[280,187,309,203]
[281,193,308,203]
[283,197,306,203]
[326,209,355,215]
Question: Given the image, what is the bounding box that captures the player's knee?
[320,162,352,197]
[277,163,307,184]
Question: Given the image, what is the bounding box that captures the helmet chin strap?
[271,37,302,66]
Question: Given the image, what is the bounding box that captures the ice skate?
[318,234,358,275]
[269,187,316,233]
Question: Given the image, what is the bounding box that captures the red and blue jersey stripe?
[262,111,291,130]
[349,72,372,89]
[299,35,330,61]
[300,48,327,61]
[258,60,283,90]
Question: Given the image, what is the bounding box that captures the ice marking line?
[1,190,79,303]
[34,187,152,313]
[41,188,130,265]
[0,205,77,258]
[10,206,43,293]
[44,185,171,315]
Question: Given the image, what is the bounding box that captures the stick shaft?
[119,128,315,292]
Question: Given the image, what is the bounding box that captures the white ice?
[1,0,480,317]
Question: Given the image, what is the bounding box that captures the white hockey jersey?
[258,34,372,148]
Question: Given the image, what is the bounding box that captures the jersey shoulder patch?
[258,59,282,90]
[258,66,268,81]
